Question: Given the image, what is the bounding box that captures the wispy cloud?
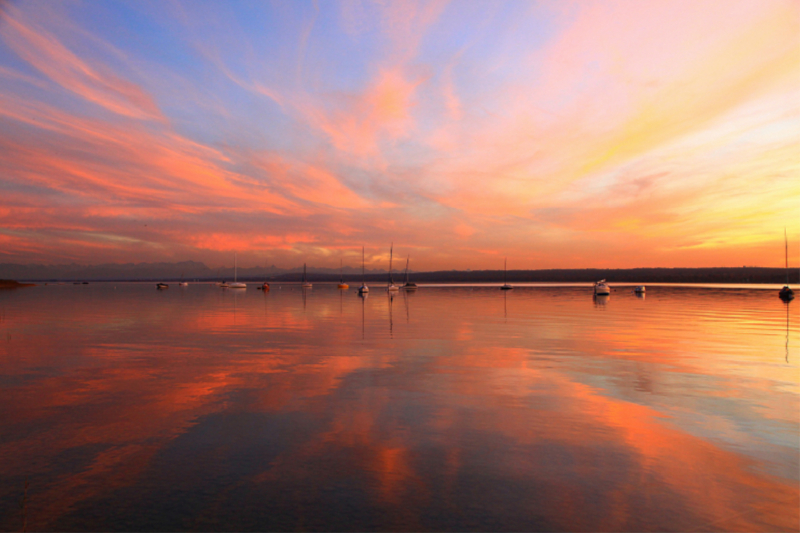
[0,3,163,121]
[0,0,796,269]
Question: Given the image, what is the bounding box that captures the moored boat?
[229,252,246,288]
[301,263,312,289]
[402,255,417,290]
[594,279,610,296]
[358,246,369,294]
[338,259,348,289]
[500,258,513,290]
[387,244,399,292]
[780,229,794,301]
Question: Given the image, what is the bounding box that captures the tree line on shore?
[2,264,796,284]
[268,267,797,284]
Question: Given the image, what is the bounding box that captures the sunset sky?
[0,0,798,270]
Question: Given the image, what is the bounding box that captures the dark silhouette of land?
[0,279,35,289]
[271,267,798,284]
[2,261,795,284]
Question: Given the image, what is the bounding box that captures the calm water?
[1,283,798,532]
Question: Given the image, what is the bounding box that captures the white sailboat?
[387,243,399,292]
[500,258,513,290]
[229,253,246,289]
[358,246,369,294]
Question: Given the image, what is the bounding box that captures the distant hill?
[0,262,795,283]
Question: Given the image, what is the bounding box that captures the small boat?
[500,258,513,290]
[257,265,270,291]
[338,259,348,289]
[358,246,369,294]
[634,285,645,294]
[594,279,610,296]
[156,282,169,289]
[387,244,399,292]
[402,255,417,290]
[229,252,246,289]
[301,263,312,289]
[780,229,794,301]
[178,274,188,287]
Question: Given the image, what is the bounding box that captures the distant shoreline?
[0,279,36,289]
[14,267,798,284]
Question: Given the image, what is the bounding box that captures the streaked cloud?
[0,0,797,269]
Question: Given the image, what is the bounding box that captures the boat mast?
[340,259,343,283]
[405,256,410,284]
[234,252,237,283]
[361,246,365,284]
[786,228,790,285]
[389,243,394,285]
[504,257,507,285]
[303,263,307,283]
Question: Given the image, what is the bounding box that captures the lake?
[0,282,797,531]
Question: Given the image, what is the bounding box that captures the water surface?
[1,283,797,531]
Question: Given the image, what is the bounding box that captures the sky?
[0,0,798,271]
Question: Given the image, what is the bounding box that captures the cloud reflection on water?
[0,284,797,530]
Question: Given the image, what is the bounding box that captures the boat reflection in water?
[594,293,610,307]
[0,284,797,531]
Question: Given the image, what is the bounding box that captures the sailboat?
[500,258,513,290]
[301,263,313,289]
[780,228,794,301]
[358,247,369,294]
[387,243,399,292]
[402,255,417,290]
[257,266,270,291]
[338,259,349,289]
[178,273,188,287]
[229,253,246,289]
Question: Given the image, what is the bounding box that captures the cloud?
[0,3,163,121]
[0,0,797,269]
